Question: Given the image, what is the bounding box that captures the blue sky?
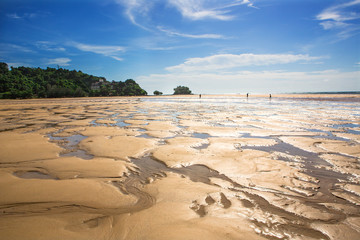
[1,0,359,94]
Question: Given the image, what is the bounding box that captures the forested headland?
[0,62,147,99]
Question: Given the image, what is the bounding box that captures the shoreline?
[145,93,360,102]
[1,93,360,103]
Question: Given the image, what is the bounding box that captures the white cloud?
[72,42,125,55]
[116,0,152,30]
[6,13,22,19]
[168,0,253,21]
[36,41,66,52]
[316,0,360,39]
[47,58,71,66]
[168,0,232,20]
[317,0,360,22]
[114,0,251,43]
[241,0,256,8]
[157,26,225,39]
[0,43,36,53]
[320,21,349,30]
[6,13,37,19]
[111,56,124,61]
[69,42,125,61]
[115,0,254,32]
[165,53,322,72]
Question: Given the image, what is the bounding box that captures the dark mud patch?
[130,155,236,186]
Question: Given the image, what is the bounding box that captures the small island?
[173,85,192,95]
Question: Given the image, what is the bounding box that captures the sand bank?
[0,95,359,239]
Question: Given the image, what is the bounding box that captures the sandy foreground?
[0,94,359,240]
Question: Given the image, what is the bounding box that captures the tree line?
[0,62,147,99]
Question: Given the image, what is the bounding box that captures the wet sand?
[0,94,359,239]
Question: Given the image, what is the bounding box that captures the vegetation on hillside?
[0,62,147,99]
[173,85,192,95]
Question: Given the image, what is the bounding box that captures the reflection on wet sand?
[0,95,359,240]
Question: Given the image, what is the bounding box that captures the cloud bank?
[137,52,358,94]
[165,53,323,72]
[138,69,360,94]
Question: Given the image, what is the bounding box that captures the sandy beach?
[0,94,359,239]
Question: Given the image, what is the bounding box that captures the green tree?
[0,62,9,75]
[73,87,87,97]
[122,79,147,96]
[153,90,163,95]
[173,86,192,95]
[99,84,110,96]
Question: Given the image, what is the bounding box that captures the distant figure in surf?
[246,93,249,98]
[269,94,272,99]
[199,94,201,99]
